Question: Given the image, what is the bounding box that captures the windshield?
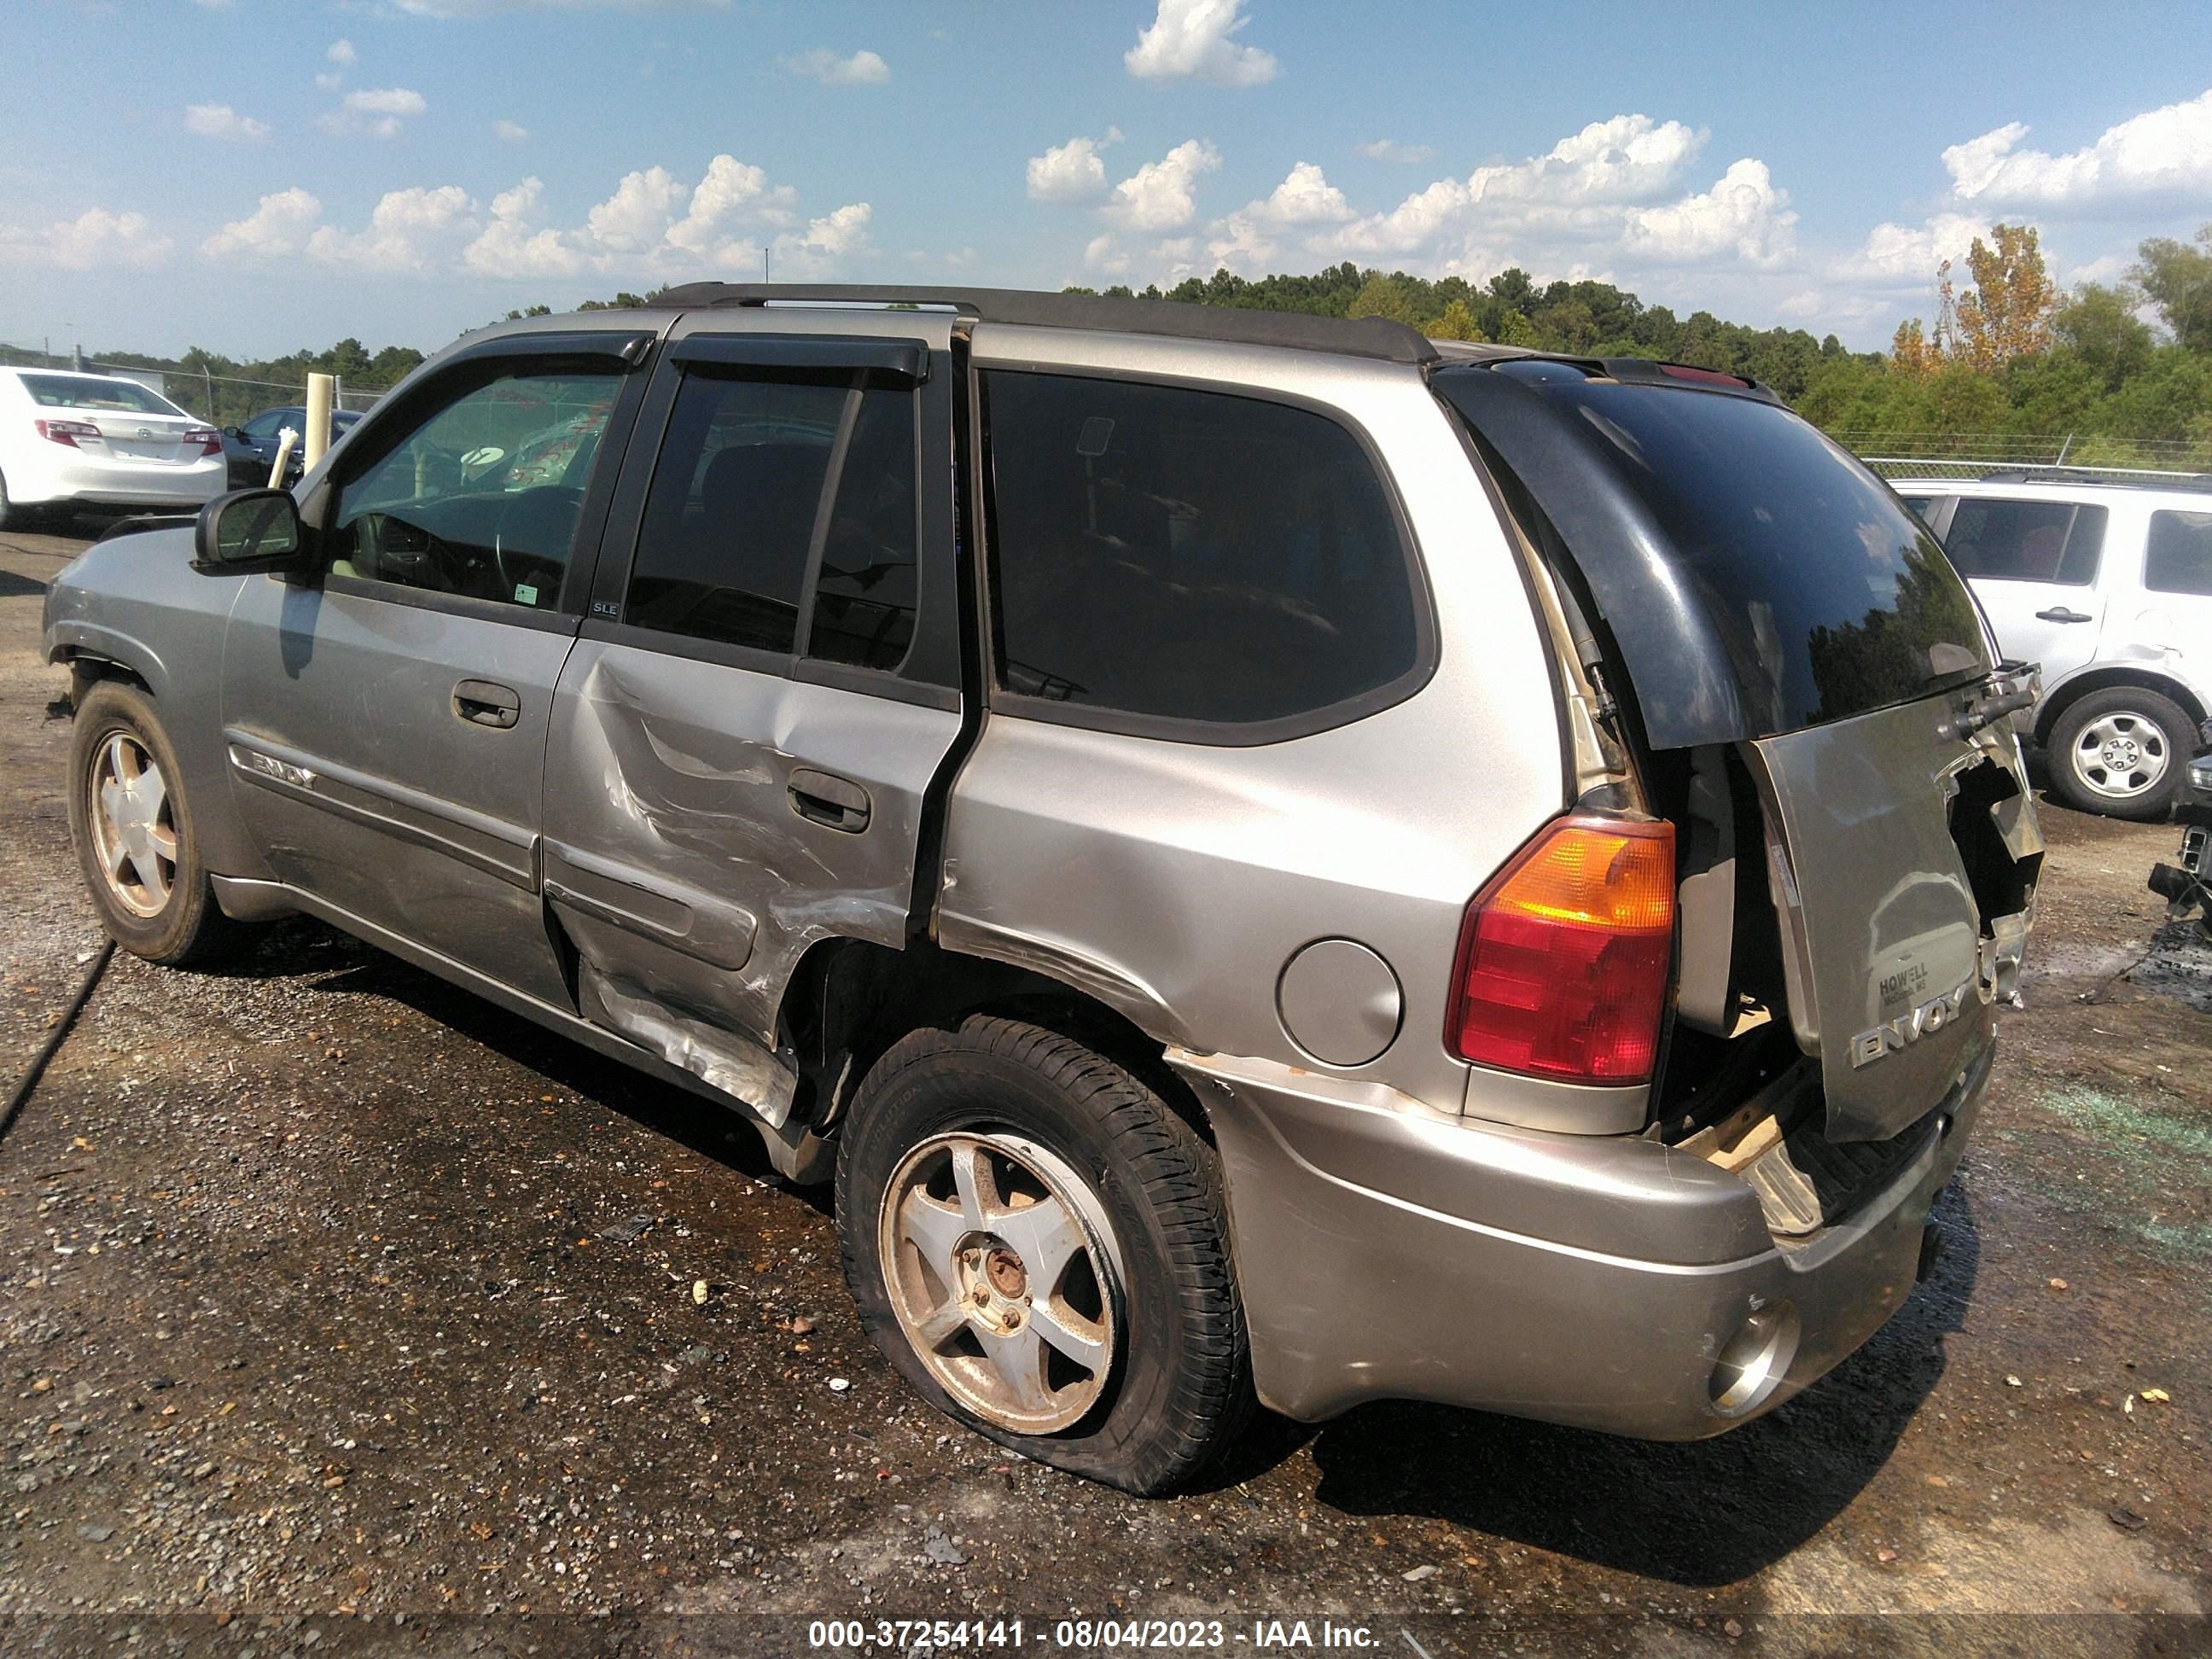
[20,373,187,418]
[1438,364,1994,742]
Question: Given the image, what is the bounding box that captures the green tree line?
[1795,224,2212,463]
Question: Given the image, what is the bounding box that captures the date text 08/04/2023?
[806,1618,1387,1650]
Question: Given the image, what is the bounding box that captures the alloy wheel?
[876,1130,1122,1434]
[89,731,178,917]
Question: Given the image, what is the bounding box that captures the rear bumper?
[1173,1046,1988,1436]
[10,450,224,509]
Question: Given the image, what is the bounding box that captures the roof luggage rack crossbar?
[649,282,1441,366]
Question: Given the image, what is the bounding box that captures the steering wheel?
[493,486,585,604]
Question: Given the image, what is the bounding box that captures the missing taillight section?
[1448,816,1675,1084]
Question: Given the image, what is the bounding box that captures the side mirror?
[193,488,306,576]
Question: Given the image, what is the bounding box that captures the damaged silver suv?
[45,288,2041,1494]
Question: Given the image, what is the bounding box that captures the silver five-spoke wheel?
[2070,710,2170,801]
[877,1131,1121,1434]
[90,731,178,917]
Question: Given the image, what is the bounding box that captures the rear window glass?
[1943,498,2106,585]
[982,371,1421,728]
[2146,509,2212,597]
[1444,371,1993,733]
[19,373,184,417]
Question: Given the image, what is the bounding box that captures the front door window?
[331,370,621,610]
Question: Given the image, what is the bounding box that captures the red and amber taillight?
[35,418,99,448]
[1447,816,1675,1084]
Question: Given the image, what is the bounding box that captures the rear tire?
[0,469,17,532]
[2046,687,2193,821]
[67,682,245,967]
[836,1015,1253,1495]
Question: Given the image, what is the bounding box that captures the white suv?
[1898,474,2212,819]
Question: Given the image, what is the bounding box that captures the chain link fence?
[1833,429,2212,481]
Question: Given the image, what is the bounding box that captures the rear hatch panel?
[1748,695,2035,1142]
[1435,358,2040,1148]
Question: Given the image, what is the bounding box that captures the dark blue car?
[222,405,364,488]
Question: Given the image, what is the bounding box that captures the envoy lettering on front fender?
[1849,980,1972,1068]
[232,745,315,789]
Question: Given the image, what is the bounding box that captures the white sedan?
[0,368,228,527]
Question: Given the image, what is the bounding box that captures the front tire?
[837,1016,1253,1494]
[2047,687,2193,820]
[67,682,243,966]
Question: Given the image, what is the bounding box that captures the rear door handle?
[452,678,521,730]
[789,767,871,833]
[2034,607,2093,624]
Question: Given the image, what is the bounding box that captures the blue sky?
[3,1,2209,358]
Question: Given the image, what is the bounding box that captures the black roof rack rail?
[1965,466,2212,492]
[649,282,1441,366]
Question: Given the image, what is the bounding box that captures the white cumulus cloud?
[1103,138,1221,232]
[463,178,584,279]
[321,86,427,139]
[584,166,687,252]
[1356,139,1435,165]
[1944,89,2212,206]
[201,188,323,259]
[461,154,859,282]
[667,154,797,255]
[1126,0,1277,86]
[0,207,172,270]
[308,184,477,272]
[1622,158,1796,267]
[1840,211,1989,286]
[1252,160,1352,224]
[786,48,890,85]
[495,119,529,142]
[1204,162,1352,272]
[326,38,356,65]
[184,103,270,142]
[1027,131,1122,203]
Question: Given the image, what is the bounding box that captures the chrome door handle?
[789,768,871,833]
[452,678,521,729]
[2034,607,2093,624]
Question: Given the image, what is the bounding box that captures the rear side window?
[2146,509,2212,597]
[1896,492,1949,530]
[625,371,918,666]
[1943,498,2106,586]
[981,372,1421,730]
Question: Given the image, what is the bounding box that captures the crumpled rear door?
[1749,691,2040,1143]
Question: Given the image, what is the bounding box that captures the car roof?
[446,285,1784,402]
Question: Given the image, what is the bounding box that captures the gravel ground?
[1,524,2208,1656]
